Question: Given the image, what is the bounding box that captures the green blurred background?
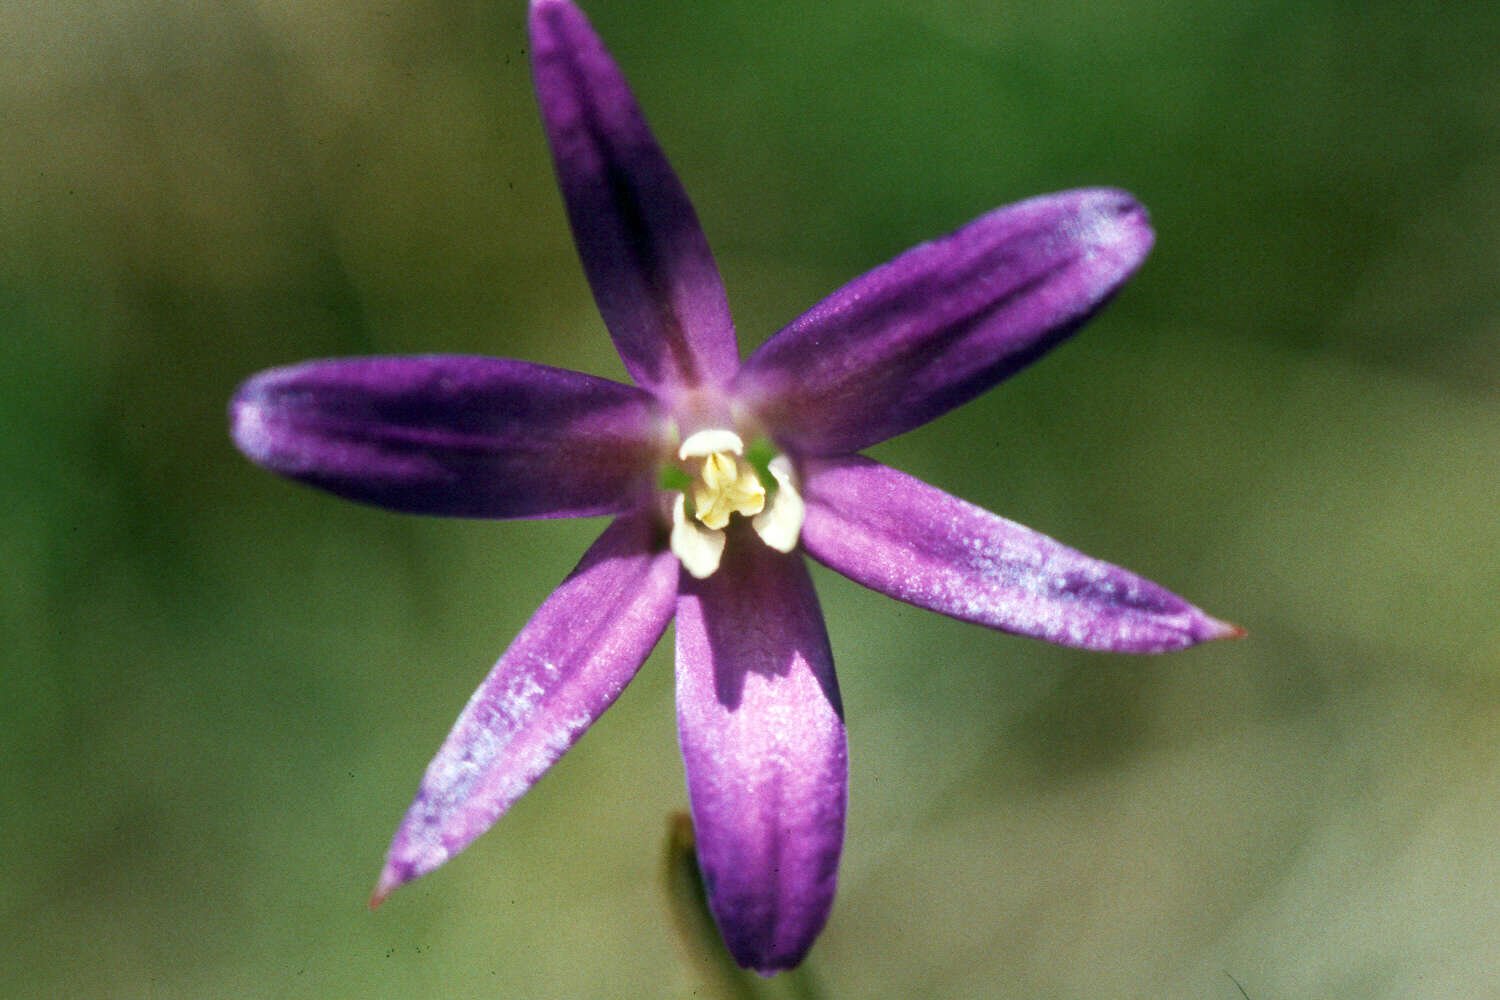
[4,1,1497,997]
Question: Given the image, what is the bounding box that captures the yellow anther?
[691,451,765,530]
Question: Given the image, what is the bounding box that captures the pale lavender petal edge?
[529,0,740,400]
[230,356,665,519]
[736,189,1154,455]
[372,514,679,904]
[675,525,847,974]
[800,456,1241,653]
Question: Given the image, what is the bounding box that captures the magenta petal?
[230,356,664,519]
[737,189,1154,454]
[529,0,739,399]
[675,527,847,974]
[801,456,1241,653]
[372,514,679,903]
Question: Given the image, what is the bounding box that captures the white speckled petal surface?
[372,514,679,903]
[799,455,1239,653]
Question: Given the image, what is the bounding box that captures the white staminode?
[668,428,805,577]
[678,428,746,461]
[751,455,803,553]
[671,493,726,579]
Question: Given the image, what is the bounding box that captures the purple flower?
[230,0,1239,974]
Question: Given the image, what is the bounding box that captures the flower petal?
[230,356,664,518]
[529,0,739,399]
[675,526,847,973]
[736,189,1154,454]
[372,514,679,904]
[800,456,1241,652]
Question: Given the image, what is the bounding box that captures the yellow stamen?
[691,451,765,530]
[676,429,766,530]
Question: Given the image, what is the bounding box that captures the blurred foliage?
[2,1,1497,997]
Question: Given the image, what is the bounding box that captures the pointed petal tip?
[1092,185,1149,221]
[226,377,268,461]
[728,939,817,977]
[370,854,427,910]
[1209,618,1248,642]
[1163,609,1247,652]
[1183,611,1245,648]
[367,870,399,911]
[228,373,302,476]
[745,950,811,977]
[1078,186,1155,262]
[729,937,818,976]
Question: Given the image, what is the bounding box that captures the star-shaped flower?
[230,0,1239,974]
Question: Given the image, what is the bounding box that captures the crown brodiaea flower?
[230,0,1239,974]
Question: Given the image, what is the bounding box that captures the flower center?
[691,449,765,530]
[668,429,804,578]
